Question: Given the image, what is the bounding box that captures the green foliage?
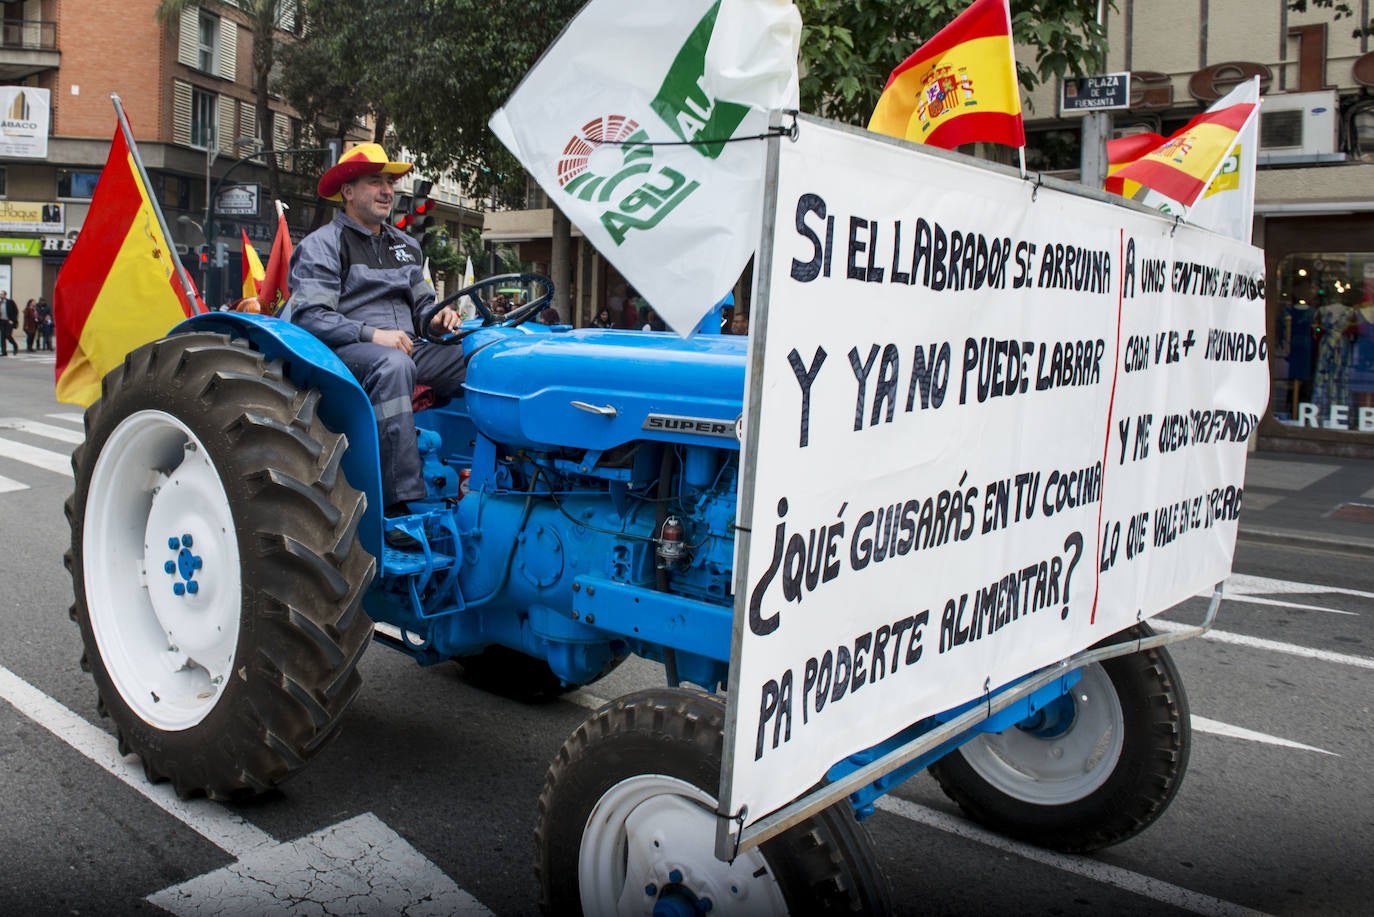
[1286,0,1374,37]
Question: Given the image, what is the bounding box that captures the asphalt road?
[0,352,1369,915]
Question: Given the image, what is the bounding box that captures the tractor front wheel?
[536,688,891,914]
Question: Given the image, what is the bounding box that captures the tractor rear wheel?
[927,625,1190,852]
[66,333,375,800]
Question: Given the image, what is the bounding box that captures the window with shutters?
[197,12,218,73]
[191,88,217,150]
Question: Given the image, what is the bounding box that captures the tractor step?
[380,544,456,576]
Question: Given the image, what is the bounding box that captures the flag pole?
[110,93,206,314]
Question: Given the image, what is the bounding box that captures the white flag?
[1185,110,1259,243]
[703,0,801,111]
[490,0,793,335]
[459,256,477,319]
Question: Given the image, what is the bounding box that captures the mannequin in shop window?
[1278,298,1316,420]
[1349,297,1374,414]
[1310,296,1359,428]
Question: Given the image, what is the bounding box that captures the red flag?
[259,209,293,315]
[54,123,201,406]
[868,0,1023,149]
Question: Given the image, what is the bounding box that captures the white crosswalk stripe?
[0,413,82,490]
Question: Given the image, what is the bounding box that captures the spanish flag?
[241,229,265,299]
[868,0,1024,149]
[1104,78,1259,209]
[54,115,200,406]
[1106,132,1165,180]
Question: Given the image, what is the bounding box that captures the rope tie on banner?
[716,804,748,864]
[1030,172,1045,202]
[595,110,799,149]
[1170,215,1183,237]
[982,676,993,720]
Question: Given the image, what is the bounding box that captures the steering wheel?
[435,272,555,329]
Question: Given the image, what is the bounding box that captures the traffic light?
[198,244,210,269]
[410,179,435,238]
[214,242,228,268]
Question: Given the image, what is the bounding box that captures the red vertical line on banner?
[1091,227,1127,625]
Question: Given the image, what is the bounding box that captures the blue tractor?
[66,275,1192,913]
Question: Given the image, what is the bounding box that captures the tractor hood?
[462,326,747,452]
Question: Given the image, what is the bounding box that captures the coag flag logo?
[557,115,701,246]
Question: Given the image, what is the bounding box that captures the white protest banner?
[721,118,1269,833]
[489,0,788,336]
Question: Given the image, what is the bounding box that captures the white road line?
[0,474,26,494]
[0,436,72,476]
[874,796,1272,917]
[0,418,84,444]
[0,663,492,914]
[1218,572,1374,600]
[46,412,85,425]
[1192,715,1337,756]
[0,664,275,859]
[1153,619,1374,669]
[1216,594,1357,617]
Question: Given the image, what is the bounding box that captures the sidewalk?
[1239,451,1374,557]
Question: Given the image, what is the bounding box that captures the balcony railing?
[1,19,57,51]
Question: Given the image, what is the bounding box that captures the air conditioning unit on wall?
[1259,90,1340,164]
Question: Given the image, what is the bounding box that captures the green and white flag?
[490,0,799,335]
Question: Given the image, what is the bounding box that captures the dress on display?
[1310,303,1357,425]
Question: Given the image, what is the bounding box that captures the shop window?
[57,169,100,200]
[159,174,191,212]
[1271,252,1374,433]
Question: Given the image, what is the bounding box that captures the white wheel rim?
[579,774,788,915]
[84,410,241,731]
[958,663,1124,805]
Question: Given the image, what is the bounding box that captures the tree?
[156,0,298,201]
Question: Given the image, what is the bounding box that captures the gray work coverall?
[286,213,466,508]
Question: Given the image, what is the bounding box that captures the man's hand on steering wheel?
[428,305,461,337]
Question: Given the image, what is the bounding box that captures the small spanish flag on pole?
[868,0,1024,150]
[53,95,203,407]
[241,229,265,299]
[1104,77,1260,211]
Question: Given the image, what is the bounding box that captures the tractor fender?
[171,312,385,558]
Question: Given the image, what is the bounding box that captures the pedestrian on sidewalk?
[22,298,37,352]
[36,299,53,351]
[0,291,18,356]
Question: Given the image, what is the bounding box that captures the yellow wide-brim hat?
[317,142,413,201]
